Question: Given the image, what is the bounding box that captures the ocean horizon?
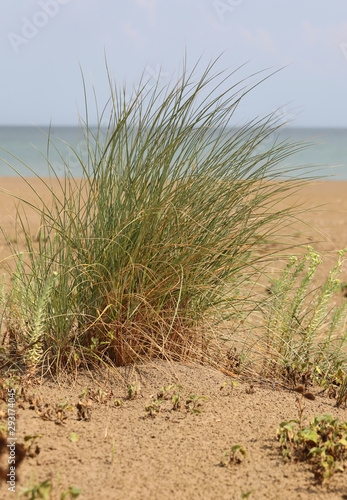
[0,125,346,179]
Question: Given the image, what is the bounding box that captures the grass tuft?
[0,57,314,374]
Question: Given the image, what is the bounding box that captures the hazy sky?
[1,0,347,127]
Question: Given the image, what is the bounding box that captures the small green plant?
[78,387,88,400]
[127,382,140,400]
[277,414,347,483]
[24,434,42,458]
[76,398,92,421]
[69,432,79,443]
[89,388,109,403]
[315,364,346,402]
[220,379,238,395]
[157,385,175,399]
[19,477,81,499]
[171,386,185,410]
[55,399,74,424]
[60,487,82,500]
[145,399,163,418]
[77,387,111,404]
[1,260,58,367]
[185,394,208,414]
[144,385,207,417]
[241,491,253,499]
[156,384,185,410]
[19,478,52,500]
[220,445,246,467]
[335,374,347,407]
[261,248,347,385]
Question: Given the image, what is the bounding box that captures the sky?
[1,0,347,127]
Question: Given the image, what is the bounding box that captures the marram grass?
[0,58,321,375]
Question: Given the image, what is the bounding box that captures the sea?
[0,126,346,180]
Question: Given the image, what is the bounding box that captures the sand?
[0,178,347,499]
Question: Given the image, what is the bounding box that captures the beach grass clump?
[0,58,310,373]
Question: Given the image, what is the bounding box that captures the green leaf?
[61,487,82,500]
[69,432,80,443]
[241,491,253,498]
[231,445,246,456]
[300,429,318,444]
[78,387,88,399]
[282,422,297,432]
[24,434,43,442]
[308,446,323,456]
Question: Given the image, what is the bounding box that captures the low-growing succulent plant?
[277,413,347,483]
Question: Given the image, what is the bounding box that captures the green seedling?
[19,476,81,499]
[113,399,122,407]
[89,336,109,353]
[76,398,92,421]
[90,388,108,403]
[90,337,99,351]
[55,399,74,425]
[220,379,238,395]
[156,384,185,409]
[79,387,111,404]
[157,385,177,400]
[57,399,73,412]
[97,388,107,402]
[317,365,347,404]
[241,491,253,499]
[145,399,163,418]
[336,375,347,408]
[60,486,82,500]
[172,387,185,411]
[78,387,88,400]
[69,432,79,443]
[185,394,208,414]
[19,478,52,499]
[277,414,347,483]
[24,434,42,458]
[127,382,140,400]
[221,445,246,467]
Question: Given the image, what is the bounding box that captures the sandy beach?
[0,178,347,499]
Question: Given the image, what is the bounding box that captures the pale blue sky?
[1,0,347,127]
